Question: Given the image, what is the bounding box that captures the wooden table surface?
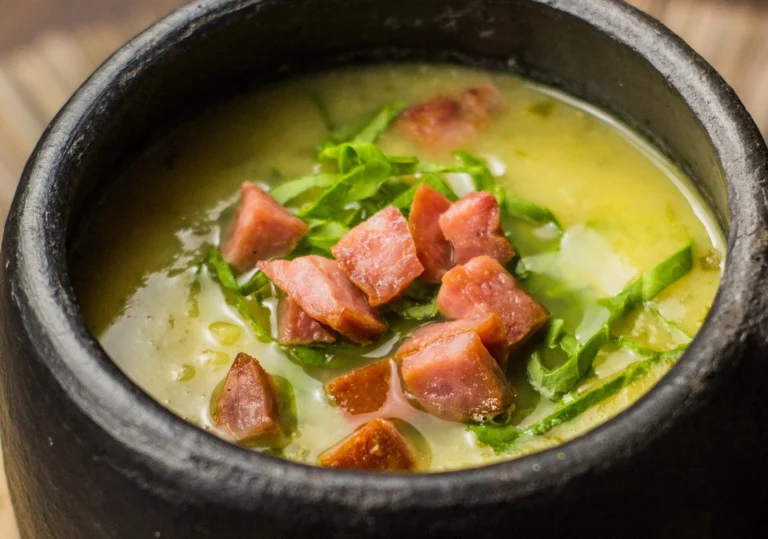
[0,1,766,536]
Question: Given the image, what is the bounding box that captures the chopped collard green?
[270,173,338,205]
[527,242,693,400]
[471,342,687,453]
[205,249,270,297]
[351,102,408,144]
[316,101,407,157]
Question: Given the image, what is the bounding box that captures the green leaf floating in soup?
[69,64,724,472]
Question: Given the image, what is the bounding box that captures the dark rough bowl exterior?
[2,0,767,537]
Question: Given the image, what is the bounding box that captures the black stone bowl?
[2,0,767,537]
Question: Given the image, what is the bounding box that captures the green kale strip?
[274,102,408,206]
[299,143,394,220]
[398,297,439,321]
[648,305,693,342]
[352,102,408,144]
[204,249,335,366]
[388,281,440,321]
[527,242,693,399]
[283,136,560,240]
[294,220,351,257]
[470,342,687,453]
[316,101,407,158]
[205,249,270,297]
[273,375,299,441]
[270,174,339,206]
[496,189,564,232]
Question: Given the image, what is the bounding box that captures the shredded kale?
[471,341,687,453]
[315,101,407,157]
[273,376,299,436]
[527,243,693,399]
[205,249,270,296]
[283,346,333,367]
[545,318,566,348]
[648,306,693,342]
[394,296,439,321]
[497,188,563,232]
[232,293,272,341]
[387,281,440,321]
[270,173,339,205]
[352,102,408,144]
[295,220,350,256]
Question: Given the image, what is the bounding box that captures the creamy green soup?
[70,64,723,471]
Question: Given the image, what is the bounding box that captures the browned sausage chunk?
[399,332,514,422]
[278,296,336,345]
[332,206,424,306]
[396,313,509,367]
[213,353,280,443]
[397,84,503,152]
[318,419,416,471]
[259,256,386,344]
[326,360,392,415]
[221,183,308,271]
[439,191,514,266]
[437,256,549,350]
[409,184,454,282]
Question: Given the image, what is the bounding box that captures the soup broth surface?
[71,64,724,471]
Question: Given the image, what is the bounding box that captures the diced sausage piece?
[396,313,509,367]
[409,184,454,282]
[318,419,416,471]
[258,256,386,344]
[326,360,392,415]
[222,183,309,271]
[397,84,503,152]
[213,353,280,443]
[400,332,514,422]
[278,296,336,345]
[438,256,550,350]
[332,206,424,306]
[439,191,514,266]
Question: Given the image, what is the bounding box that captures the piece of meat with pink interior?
[318,418,416,471]
[258,256,386,344]
[409,184,454,282]
[437,256,550,350]
[399,332,514,422]
[397,84,503,152]
[331,206,424,306]
[278,296,336,345]
[221,183,309,271]
[396,313,509,367]
[326,360,392,415]
[439,191,514,266]
[212,353,280,443]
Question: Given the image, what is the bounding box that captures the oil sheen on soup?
[70,64,724,472]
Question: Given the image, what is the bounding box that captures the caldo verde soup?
[70,64,723,472]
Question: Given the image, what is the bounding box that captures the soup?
[70,64,723,472]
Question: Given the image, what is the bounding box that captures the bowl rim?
[5,0,768,513]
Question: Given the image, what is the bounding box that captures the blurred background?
[0,0,766,536]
